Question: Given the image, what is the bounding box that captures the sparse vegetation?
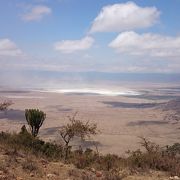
[0,109,179,179]
[126,137,180,176]
[0,126,64,162]
[22,158,39,173]
[166,143,180,155]
[0,128,179,178]
[0,100,13,113]
[59,113,98,159]
[25,109,46,137]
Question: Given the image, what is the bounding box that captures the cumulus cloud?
[0,39,23,56]
[54,36,94,53]
[90,1,160,33]
[22,5,51,21]
[109,31,180,58]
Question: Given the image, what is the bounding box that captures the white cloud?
[90,1,160,33]
[109,31,180,58]
[54,36,94,53]
[22,5,51,21]
[0,39,23,56]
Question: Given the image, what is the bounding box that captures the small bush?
[127,138,180,176]
[0,128,63,160]
[71,149,98,169]
[166,143,180,155]
[101,154,119,171]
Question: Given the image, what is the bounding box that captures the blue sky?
[0,0,180,76]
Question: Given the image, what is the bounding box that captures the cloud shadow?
[101,101,163,108]
[0,109,25,122]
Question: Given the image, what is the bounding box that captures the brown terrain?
[0,143,171,180]
[0,86,180,155]
[0,86,180,179]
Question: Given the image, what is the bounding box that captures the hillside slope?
[0,143,172,180]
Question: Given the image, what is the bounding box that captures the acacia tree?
[59,113,98,159]
[25,109,46,137]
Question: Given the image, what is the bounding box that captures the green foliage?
[166,143,180,155]
[25,109,46,137]
[0,127,63,160]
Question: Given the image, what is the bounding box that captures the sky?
[0,0,180,87]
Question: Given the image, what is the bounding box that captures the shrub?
[73,151,98,169]
[101,154,119,171]
[166,143,180,155]
[127,137,180,176]
[0,100,13,113]
[0,127,63,160]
